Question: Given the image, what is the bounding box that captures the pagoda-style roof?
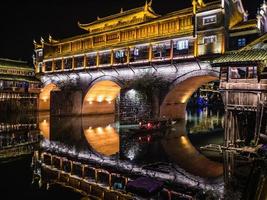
[241,33,267,50]
[0,74,40,83]
[78,1,159,33]
[230,19,258,31]
[196,0,221,13]
[0,58,33,71]
[211,49,267,66]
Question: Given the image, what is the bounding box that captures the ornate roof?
[230,19,258,31]
[0,58,33,70]
[212,49,267,66]
[0,74,39,83]
[241,33,267,50]
[78,1,159,33]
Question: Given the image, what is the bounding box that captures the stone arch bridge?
[39,62,219,124]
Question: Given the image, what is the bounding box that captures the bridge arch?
[82,76,124,115]
[39,83,60,111]
[160,70,219,119]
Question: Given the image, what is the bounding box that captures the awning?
[211,49,267,67]
[0,74,40,83]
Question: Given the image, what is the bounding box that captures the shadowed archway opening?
[39,83,60,111]
[82,80,121,115]
[160,75,218,119]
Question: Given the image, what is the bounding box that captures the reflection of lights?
[126,145,139,161]
[127,89,136,99]
[147,135,151,142]
[108,100,112,104]
[97,96,103,102]
[87,97,93,103]
[106,96,112,102]
[96,127,104,134]
[180,135,188,145]
[105,124,112,129]
[43,119,47,123]
[42,98,48,102]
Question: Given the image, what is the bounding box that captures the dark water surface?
[0,107,224,198]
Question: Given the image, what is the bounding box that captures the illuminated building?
[0,58,40,111]
[33,0,267,74]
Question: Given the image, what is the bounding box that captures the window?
[229,67,246,79]
[152,42,171,59]
[203,35,216,44]
[38,50,43,57]
[203,15,217,25]
[115,50,124,59]
[176,40,189,50]
[130,46,149,62]
[237,38,246,48]
[114,49,127,64]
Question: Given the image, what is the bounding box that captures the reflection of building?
[34,0,267,73]
[0,58,40,111]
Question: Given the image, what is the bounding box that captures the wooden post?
[149,44,153,61]
[170,40,174,62]
[72,56,75,70]
[61,58,64,71]
[83,54,86,69]
[81,165,85,178]
[52,60,55,72]
[111,50,114,66]
[95,169,98,183]
[127,47,130,64]
[96,52,99,67]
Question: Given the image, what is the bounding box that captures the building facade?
[33,0,267,74]
[0,58,40,112]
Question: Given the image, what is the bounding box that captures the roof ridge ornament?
[144,0,152,11]
[120,8,123,13]
[197,0,206,7]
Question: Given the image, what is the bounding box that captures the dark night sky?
[0,0,261,63]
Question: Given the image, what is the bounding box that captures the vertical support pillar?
[223,151,235,185]
[70,161,73,174]
[72,56,75,70]
[149,44,153,61]
[170,40,174,62]
[221,33,225,54]
[96,52,99,67]
[194,38,198,57]
[61,58,64,71]
[95,169,98,183]
[109,173,112,189]
[127,47,130,64]
[52,59,55,72]
[42,63,46,73]
[59,158,63,170]
[83,54,86,69]
[111,50,114,66]
[81,165,85,178]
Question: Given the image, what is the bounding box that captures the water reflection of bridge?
[39,112,223,179]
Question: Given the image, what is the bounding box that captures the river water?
[0,107,225,198]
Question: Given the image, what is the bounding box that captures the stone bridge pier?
[38,62,219,124]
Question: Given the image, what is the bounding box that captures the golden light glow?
[39,83,60,111]
[180,135,188,145]
[82,81,121,114]
[97,96,104,102]
[84,125,119,156]
[39,115,50,140]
